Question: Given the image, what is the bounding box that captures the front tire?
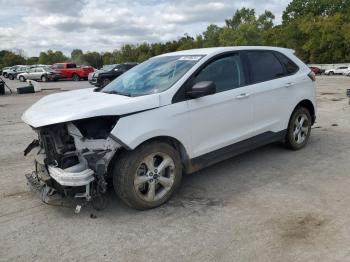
[101,78,111,87]
[8,74,14,80]
[113,142,182,210]
[285,107,312,150]
[19,76,25,82]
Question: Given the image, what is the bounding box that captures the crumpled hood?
[22,88,160,128]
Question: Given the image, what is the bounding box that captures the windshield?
[102,55,203,96]
[101,64,117,71]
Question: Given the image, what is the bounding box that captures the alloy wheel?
[134,152,175,202]
[292,113,309,144]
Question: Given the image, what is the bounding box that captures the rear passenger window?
[246,51,285,83]
[194,55,245,93]
[274,52,299,75]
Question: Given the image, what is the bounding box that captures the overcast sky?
[0,0,291,57]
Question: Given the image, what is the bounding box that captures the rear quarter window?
[246,51,285,83]
[274,52,299,75]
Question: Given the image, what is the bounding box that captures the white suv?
[325,66,349,75]
[22,47,316,210]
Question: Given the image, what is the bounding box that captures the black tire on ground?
[72,74,80,81]
[285,107,312,150]
[3,73,8,78]
[329,71,334,75]
[102,78,110,87]
[113,142,182,210]
[19,76,25,82]
[8,74,14,80]
[41,75,48,82]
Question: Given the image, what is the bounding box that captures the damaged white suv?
[22,47,316,210]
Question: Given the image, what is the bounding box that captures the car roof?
[157,46,295,57]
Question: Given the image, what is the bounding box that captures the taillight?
[308,71,316,82]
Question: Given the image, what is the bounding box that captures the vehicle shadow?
[49,132,325,220]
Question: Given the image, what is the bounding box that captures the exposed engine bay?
[24,116,121,210]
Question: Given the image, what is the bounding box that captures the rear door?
[33,68,44,80]
[27,68,37,79]
[244,50,300,135]
[187,53,255,158]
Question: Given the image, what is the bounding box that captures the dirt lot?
[0,76,350,262]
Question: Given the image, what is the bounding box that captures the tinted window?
[274,52,299,75]
[246,51,285,83]
[67,63,76,68]
[194,55,245,93]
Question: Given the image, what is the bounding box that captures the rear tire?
[113,142,182,210]
[329,71,334,76]
[19,76,25,82]
[3,73,8,78]
[285,107,312,150]
[8,74,14,80]
[72,74,80,81]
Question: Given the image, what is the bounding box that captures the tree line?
[1,0,350,69]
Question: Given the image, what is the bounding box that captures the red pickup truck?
[51,63,94,81]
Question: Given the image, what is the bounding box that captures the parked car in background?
[309,66,324,75]
[88,63,138,87]
[7,66,30,80]
[1,66,11,76]
[17,67,60,82]
[51,63,94,81]
[342,69,350,76]
[22,46,316,210]
[2,65,21,78]
[325,66,349,75]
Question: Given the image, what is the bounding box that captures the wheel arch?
[106,135,191,178]
[292,99,316,125]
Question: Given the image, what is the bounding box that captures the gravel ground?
[0,76,349,262]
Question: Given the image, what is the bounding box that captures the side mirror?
[186,81,216,99]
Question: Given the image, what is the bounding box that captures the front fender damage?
[24,117,122,210]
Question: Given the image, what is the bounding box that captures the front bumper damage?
[24,118,121,209]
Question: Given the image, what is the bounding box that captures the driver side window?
[194,54,245,93]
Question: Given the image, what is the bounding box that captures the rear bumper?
[48,75,61,81]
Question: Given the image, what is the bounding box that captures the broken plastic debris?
[75,205,82,214]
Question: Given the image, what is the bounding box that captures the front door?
[187,53,255,158]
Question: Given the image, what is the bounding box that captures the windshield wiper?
[105,90,132,97]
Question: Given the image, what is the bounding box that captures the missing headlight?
[72,116,118,139]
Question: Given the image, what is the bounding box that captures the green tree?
[282,0,350,23]
[71,49,84,64]
[26,57,39,65]
[202,24,221,47]
[82,52,103,68]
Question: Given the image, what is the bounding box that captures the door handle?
[236,93,250,99]
[284,82,295,88]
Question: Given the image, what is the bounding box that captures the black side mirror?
[186,81,216,99]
